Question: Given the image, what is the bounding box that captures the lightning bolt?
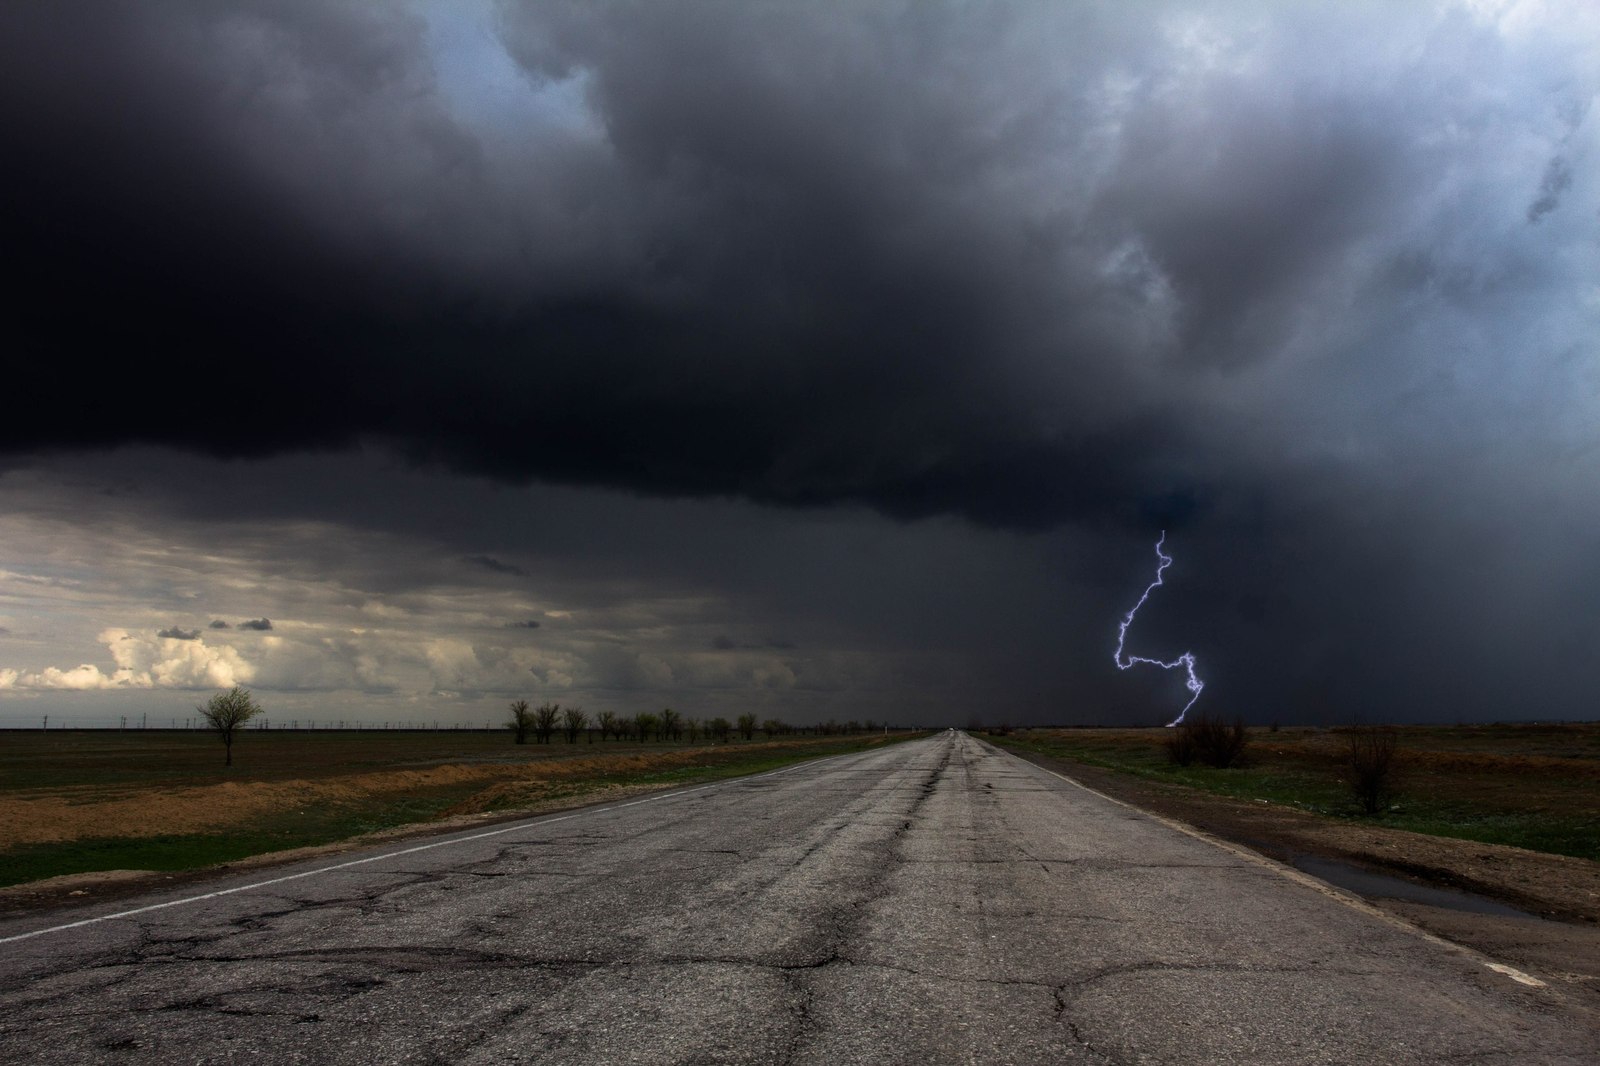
[1114,531,1204,727]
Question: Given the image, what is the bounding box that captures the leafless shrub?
[1176,713,1249,768]
[1347,724,1400,815]
[1165,727,1197,766]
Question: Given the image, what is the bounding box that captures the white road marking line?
[0,745,882,947]
[985,739,1549,990]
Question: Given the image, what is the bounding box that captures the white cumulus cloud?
[0,629,255,690]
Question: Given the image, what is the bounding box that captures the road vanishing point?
[1,732,1594,1064]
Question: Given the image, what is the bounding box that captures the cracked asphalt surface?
[1,731,1595,1064]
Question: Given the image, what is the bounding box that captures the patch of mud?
[1288,854,1535,918]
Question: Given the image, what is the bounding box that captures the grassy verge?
[0,790,477,888]
[1,732,925,887]
[989,725,1600,861]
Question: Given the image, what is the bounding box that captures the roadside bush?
[1174,713,1249,768]
[1346,724,1400,815]
[1165,727,1197,766]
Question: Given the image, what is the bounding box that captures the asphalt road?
[1,732,1594,1064]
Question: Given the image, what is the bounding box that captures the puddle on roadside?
[1290,854,1537,919]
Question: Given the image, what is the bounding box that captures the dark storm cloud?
[238,618,273,632]
[0,0,1425,527]
[713,634,797,651]
[0,2,1595,724]
[156,626,201,641]
[505,619,542,629]
[208,620,231,630]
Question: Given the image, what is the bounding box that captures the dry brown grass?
[0,740,870,849]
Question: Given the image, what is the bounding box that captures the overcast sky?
[2,0,1596,727]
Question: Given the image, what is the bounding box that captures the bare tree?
[708,716,732,743]
[762,718,786,737]
[1347,724,1401,815]
[685,717,701,742]
[562,706,588,744]
[534,702,561,744]
[634,711,659,742]
[507,699,535,745]
[198,686,263,766]
[736,713,756,741]
[659,708,682,741]
[597,710,618,741]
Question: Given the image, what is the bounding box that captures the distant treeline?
[4,712,912,734]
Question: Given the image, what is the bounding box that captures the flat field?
[997,722,1600,860]
[0,729,923,891]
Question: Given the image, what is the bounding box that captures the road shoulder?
[997,742,1600,1015]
